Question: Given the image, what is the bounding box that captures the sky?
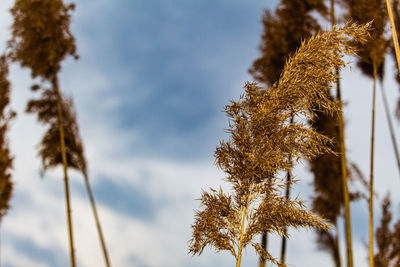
[0,0,400,266]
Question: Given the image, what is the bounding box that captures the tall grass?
[26,87,111,267]
[249,2,326,264]
[8,0,79,265]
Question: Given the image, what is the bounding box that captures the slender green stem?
[53,76,76,267]
[83,174,111,267]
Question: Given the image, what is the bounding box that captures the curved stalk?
[53,76,76,267]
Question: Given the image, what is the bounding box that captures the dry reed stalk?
[387,0,400,73]
[8,1,79,265]
[331,2,350,266]
[54,76,76,267]
[341,1,389,265]
[26,87,111,267]
[369,63,377,267]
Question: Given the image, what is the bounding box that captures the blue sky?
[1,0,400,266]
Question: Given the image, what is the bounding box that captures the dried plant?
[391,220,400,265]
[26,87,111,267]
[8,0,77,79]
[391,0,400,119]
[0,55,15,266]
[310,99,369,267]
[310,106,343,267]
[0,56,14,221]
[26,87,86,175]
[189,23,371,267]
[374,195,393,267]
[373,194,400,266]
[8,0,78,265]
[249,0,326,87]
[341,1,390,265]
[249,1,327,264]
[326,2,357,266]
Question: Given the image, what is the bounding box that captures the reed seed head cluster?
[189,23,371,266]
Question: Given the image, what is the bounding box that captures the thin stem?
[331,1,353,265]
[258,234,267,267]
[368,64,377,267]
[236,206,247,267]
[379,82,400,176]
[334,223,342,267]
[0,221,2,267]
[279,170,290,264]
[83,174,111,267]
[386,0,400,73]
[53,76,76,267]
[336,69,353,267]
[259,176,273,267]
[280,116,293,265]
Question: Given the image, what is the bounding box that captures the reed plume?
[189,23,371,267]
[373,194,400,266]
[249,1,326,263]
[0,55,15,267]
[0,56,14,221]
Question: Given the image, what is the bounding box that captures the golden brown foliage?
[8,1,79,265]
[0,56,14,220]
[249,0,326,86]
[374,195,400,266]
[26,87,112,267]
[189,23,371,266]
[249,2,328,264]
[26,87,87,177]
[8,0,77,79]
[342,0,389,80]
